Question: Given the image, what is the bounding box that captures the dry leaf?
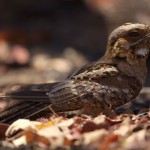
[6,119,41,137]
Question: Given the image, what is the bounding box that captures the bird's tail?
[0,83,58,124]
[0,82,58,101]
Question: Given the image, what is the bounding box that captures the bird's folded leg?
[102,103,117,118]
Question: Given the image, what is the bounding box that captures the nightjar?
[0,23,150,123]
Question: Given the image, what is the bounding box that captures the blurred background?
[0,0,149,114]
[0,0,150,86]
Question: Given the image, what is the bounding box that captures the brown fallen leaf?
[81,121,109,134]
[0,123,9,139]
[25,130,49,148]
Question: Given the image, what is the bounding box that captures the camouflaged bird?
[0,23,150,123]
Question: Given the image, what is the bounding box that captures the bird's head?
[106,23,150,65]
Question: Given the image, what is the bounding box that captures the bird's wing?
[0,60,125,104]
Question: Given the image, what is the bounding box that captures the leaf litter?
[0,112,149,150]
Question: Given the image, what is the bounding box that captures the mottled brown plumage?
[0,23,150,123]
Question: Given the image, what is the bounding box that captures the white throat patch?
[136,48,149,56]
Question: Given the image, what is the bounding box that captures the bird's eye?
[128,31,140,38]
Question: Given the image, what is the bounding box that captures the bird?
[0,23,149,123]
